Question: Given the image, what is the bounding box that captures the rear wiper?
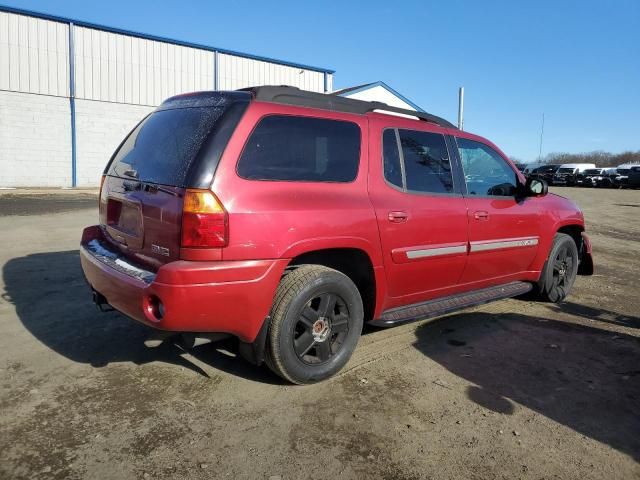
[123,169,139,179]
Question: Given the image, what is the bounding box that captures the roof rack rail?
[241,86,456,129]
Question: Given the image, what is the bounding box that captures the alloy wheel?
[293,293,350,364]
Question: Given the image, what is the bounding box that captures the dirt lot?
[0,187,638,480]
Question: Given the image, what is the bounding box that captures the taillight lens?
[181,189,228,248]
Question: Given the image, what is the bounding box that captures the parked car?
[528,164,561,185]
[575,168,618,187]
[514,163,528,173]
[522,163,545,176]
[80,86,594,384]
[553,163,597,186]
[614,164,640,188]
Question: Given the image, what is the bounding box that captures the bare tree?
[536,150,640,167]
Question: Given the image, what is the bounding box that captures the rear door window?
[383,129,404,189]
[382,128,454,194]
[108,107,224,186]
[456,138,517,196]
[237,115,360,182]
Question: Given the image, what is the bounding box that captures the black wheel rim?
[293,292,350,365]
[552,244,575,291]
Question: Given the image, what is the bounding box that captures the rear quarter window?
[237,115,360,182]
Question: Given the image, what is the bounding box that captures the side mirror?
[526,177,548,196]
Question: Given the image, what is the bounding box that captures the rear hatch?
[98,91,250,271]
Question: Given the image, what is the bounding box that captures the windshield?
[108,107,225,186]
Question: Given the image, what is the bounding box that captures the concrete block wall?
[1,8,333,188]
[0,90,71,187]
[75,99,153,187]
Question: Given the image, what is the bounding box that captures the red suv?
[81,86,594,384]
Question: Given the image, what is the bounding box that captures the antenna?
[538,113,545,161]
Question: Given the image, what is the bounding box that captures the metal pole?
[68,22,77,188]
[457,87,464,130]
[538,113,545,161]
[213,50,219,90]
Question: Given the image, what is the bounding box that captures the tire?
[265,265,364,385]
[535,233,579,302]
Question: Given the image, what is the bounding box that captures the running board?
[370,281,533,327]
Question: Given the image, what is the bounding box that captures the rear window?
[237,115,360,182]
[399,129,453,194]
[383,128,454,194]
[383,129,403,188]
[107,107,224,186]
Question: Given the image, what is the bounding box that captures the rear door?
[368,118,469,307]
[452,135,542,283]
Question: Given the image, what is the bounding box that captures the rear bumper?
[576,178,596,186]
[80,226,288,342]
[553,177,573,185]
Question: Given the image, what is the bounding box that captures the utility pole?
[458,87,464,130]
[538,113,545,162]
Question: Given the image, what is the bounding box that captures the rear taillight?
[181,189,228,248]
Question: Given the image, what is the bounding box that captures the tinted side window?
[399,130,454,194]
[237,116,360,182]
[383,129,403,188]
[456,138,517,196]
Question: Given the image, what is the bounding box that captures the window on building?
[237,115,360,182]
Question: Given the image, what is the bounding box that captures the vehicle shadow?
[413,311,640,461]
[2,250,282,384]
[545,301,640,329]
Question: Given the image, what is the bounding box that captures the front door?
[368,119,469,307]
[453,136,542,284]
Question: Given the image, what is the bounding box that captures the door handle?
[473,211,489,220]
[388,211,408,223]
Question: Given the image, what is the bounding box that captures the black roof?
[161,86,456,129]
[242,86,456,128]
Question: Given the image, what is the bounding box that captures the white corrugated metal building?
[0,6,334,187]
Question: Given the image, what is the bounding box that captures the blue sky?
[3,0,639,161]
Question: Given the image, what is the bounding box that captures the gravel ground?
[0,191,97,216]
[0,187,638,480]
